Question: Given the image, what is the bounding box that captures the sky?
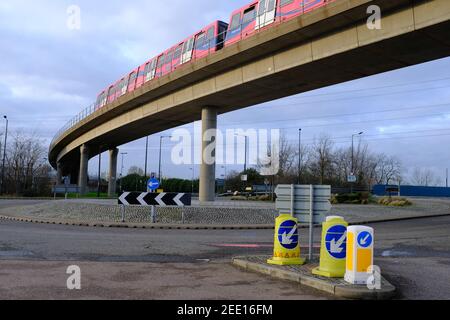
[1,0,450,185]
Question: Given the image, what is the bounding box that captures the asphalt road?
[0,200,449,300]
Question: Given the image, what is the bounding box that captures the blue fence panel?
[373,185,450,197]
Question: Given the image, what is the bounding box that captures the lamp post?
[119,152,127,192]
[190,167,195,194]
[351,132,363,193]
[158,135,172,182]
[298,128,302,185]
[97,148,102,198]
[144,136,149,179]
[235,133,248,172]
[222,165,227,193]
[446,168,448,188]
[0,115,8,195]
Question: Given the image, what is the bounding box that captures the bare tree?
[4,130,48,195]
[410,167,440,186]
[128,166,144,176]
[374,154,402,185]
[310,135,334,184]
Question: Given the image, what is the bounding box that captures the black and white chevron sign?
[118,192,191,207]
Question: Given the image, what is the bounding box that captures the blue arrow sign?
[278,220,299,250]
[357,231,373,248]
[148,178,160,190]
[325,225,347,259]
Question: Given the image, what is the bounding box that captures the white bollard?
[345,226,374,285]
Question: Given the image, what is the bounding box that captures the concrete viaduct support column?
[78,144,89,195]
[199,106,217,203]
[108,148,119,197]
[56,162,63,185]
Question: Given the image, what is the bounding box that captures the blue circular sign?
[325,225,347,259]
[277,220,298,250]
[357,231,373,248]
[148,178,160,190]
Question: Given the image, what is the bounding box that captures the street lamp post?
[235,134,248,172]
[222,165,227,192]
[351,132,363,193]
[446,168,449,188]
[298,128,302,185]
[97,148,102,198]
[144,136,149,179]
[158,135,172,184]
[0,115,8,195]
[190,167,195,194]
[119,152,127,193]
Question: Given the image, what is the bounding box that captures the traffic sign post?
[275,185,332,262]
[118,192,191,207]
[147,178,160,192]
[268,214,305,266]
[345,226,375,285]
[312,216,348,278]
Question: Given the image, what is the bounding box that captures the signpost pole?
[290,184,294,217]
[151,205,156,223]
[309,184,314,262]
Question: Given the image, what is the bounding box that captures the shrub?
[231,196,247,201]
[334,193,370,205]
[378,197,412,207]
[258,194,271,201]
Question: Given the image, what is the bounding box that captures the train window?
[174,45,182,60]
[157,55,164,68]
[144,63,150,76]
[128,72,137,87]
[146,59,157,81]
[196,32,206,49]
[258,0,266,15]
[207,27,214,39]
[230,13,241,30]
[280,0,294,6]
[183,37,194,53]
[166,50,174,63]
[242,6,256,24]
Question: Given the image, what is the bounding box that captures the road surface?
[0,200,449,299]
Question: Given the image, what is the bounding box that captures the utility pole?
[351,132,363,193]
[0,115,8,195]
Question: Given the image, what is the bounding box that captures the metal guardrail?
[49,2,323,150]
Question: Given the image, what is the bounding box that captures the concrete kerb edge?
[232,257,396,300]
[0,214,275,230]
[0,212,449,231]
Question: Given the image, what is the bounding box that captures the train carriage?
[94,1,337,110]
[192,20,229,60]
[225,1,259,46]
[225,0,336,46]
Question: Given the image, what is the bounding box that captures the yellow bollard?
[312,216,348,278]
[267,214,305,266]
[345,226,374,285]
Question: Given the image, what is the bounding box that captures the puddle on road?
[381,250,414,257]
[0,250,35,258]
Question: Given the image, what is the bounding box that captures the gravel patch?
[0,201,277,225]
[0,197,449,225]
